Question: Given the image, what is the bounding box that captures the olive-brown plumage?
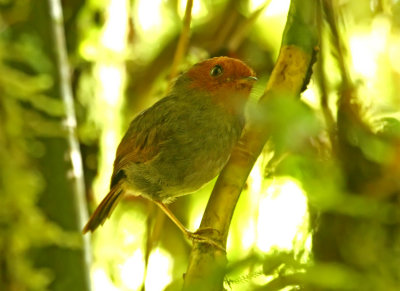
[83,57,256,234]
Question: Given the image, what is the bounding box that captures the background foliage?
[1,0,400,290]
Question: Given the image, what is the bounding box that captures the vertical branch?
[322,0,352,89]
[28,0,91,290]
[49,0,89,233]
[169,0,193,83]
[315,1,336,149]
[183,0,318,290]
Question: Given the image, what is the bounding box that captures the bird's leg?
[153,201,225,252]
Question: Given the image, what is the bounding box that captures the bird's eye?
[210,65,223,77]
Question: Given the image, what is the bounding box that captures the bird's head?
[176,57,257,115]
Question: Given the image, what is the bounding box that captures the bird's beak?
[244,76,258,82]
[237,75,258,86]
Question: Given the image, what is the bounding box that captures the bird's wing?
[114,124,161,171]
[110,97,177,185]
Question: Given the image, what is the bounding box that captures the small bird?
[83,57,257,246]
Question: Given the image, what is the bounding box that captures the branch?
[183,0,318,289]
[168,0,193,83]
[315,1,336,149]
[227,1,271,52]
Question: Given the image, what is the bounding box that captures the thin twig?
[315,1,336,149]
[168,0,193,84]
[227,0,271,52]
[322,0,351,90]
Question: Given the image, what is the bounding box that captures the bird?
[83,56,257,247]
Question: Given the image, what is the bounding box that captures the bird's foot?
[153,201,226,251]
[184,228,226,252]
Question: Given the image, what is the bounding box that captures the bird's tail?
[82,181,124,234]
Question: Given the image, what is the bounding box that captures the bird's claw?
[185,229,226,252]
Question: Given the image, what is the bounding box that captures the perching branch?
[183,0,318,290]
